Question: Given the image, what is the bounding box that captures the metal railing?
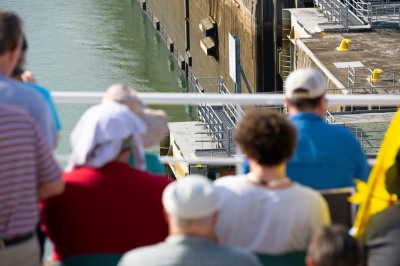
[316,0,351,31]
[316,0,400,28]
[53,92,398,173]
[348,66,400,94]
[217,77,245,124]
[192,77,238,156]
[326,110,336,123]
[368,1,400,26]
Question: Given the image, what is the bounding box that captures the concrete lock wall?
[145,0,259,93]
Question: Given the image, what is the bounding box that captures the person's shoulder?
[0,104,35,126]
[0,104,30,117]
[135,168,172,186]
[328,123,358,139]
[370,205,400,222]
[118,244,163,265]
[1,78,46,102]
[214,175,246,186]
[291,183,325,201]
[25,82,51,97]
[216,245,262,265]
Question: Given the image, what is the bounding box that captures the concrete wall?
[144,0,259,93]
[146,0,186,57]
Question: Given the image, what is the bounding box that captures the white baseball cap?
[285,68,326,100]
[162,175,220,219]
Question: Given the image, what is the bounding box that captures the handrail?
[193,79,225,149]
[51,91,400,106]
[325,110,336,124]
[193,77,237,156]
[53,92,389,174]
[218,77,245,124]
[55,154,376,166]
[316,0,400,28]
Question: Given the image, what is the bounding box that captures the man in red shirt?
[41,102,171,264]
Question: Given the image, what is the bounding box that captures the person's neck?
[290,109,323,118]
[115,150,130,163]
[247,161,292,189]
[0,57,13,77]
[169,227,214,241]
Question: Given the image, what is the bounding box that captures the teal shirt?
[129,153,165,174]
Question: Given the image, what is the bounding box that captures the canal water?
[1,0,196,157]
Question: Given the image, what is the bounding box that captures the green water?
[1,0,196,156]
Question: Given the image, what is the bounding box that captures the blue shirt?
[0,74,57,148]
[243,113,370,190]
[25,82,62,131]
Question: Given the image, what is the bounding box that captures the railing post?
[368,3,372,25]
[227,128,231,157]
[219,76,224,94]
[346,4,349,31]
[195,77,199,93]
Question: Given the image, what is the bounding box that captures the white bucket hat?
[67,101,147,170]
[162,175,220,219]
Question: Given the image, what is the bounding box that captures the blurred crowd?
[0,9,398,266]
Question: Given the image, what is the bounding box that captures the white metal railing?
[348,66,400,94]
[217,78,245,124]
[192,77,238,156]
[317,0,351,30]
[316,0,400,28]
[325,110,336,123]
[53,92,395,173]
[51,91,400,105]
[55,154,376,166]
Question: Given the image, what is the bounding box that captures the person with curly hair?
[215,109,330,262]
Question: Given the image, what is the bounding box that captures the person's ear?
[8,42,22,69]
[284,98,291,111]
[305,255,315,266]
[320,96,327,109]
[211,211,219,227]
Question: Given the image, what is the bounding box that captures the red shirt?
[41,162,171,260]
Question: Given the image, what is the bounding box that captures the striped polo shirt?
[0,105,61,238]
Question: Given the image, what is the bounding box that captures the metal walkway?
[190,77,242,157]
[315,0,400,31]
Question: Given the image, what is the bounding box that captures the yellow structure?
[350,109,400,238]
[336,39,352,51]
[371,68,384,82]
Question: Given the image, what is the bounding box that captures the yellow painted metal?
[371,68,384,82]
[350,108,400,238]
[336,39,352,51]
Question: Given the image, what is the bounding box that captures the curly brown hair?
[234,109,296,166]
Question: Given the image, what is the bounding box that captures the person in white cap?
[118,175,262,266]
[103,83,169,174]
[242,68,369,190]
[215,109,330,262]
[41,102,172,265]
[284,68,370,190]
